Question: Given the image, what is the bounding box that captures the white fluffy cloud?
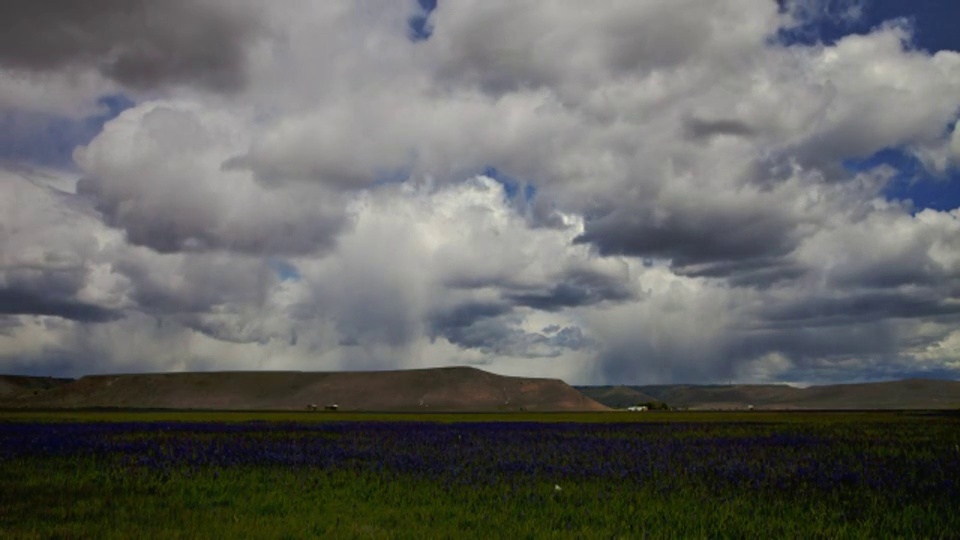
[2,0,960,384]
[74,101,348,255]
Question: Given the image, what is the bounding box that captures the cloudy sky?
[2,0,960,385]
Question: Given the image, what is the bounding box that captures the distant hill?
[579,379,960,410]
[637,384,805,410]
[786,379,960,410]
[574,386,661,409]
[0,367,608,412]
[8,370,957,411]
[0,375,72,400]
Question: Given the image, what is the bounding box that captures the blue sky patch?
[270,259,301,282]
[777,0,960,53]
[781,1,960,213]
[483,166,537,204]
[0,93,134,169]
[408,0,436,42]
[845,148,960,212]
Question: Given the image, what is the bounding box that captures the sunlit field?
[2,411,958,538]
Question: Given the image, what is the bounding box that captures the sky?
[2,0,960,385]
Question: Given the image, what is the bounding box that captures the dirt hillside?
[622,379,960,410]
[2,367,609,412]
[0,375,73,401]
[575,385,660,409]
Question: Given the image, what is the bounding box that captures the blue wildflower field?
[1,412,958,538]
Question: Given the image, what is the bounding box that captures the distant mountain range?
[577,379,960,410]
[0,367,608,412]
[4,370,957,412]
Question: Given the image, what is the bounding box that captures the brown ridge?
[0,367,609,412]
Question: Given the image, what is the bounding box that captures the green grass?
[3,462,954,539]
[1,411,958,538]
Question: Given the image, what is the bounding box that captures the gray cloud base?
[0,0,259,93]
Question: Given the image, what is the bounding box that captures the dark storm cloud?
[428,302,588,357]
[428,302,512,337]
[760,290,960,329]
[0,0,260,92]
[2,264,87,301]
[683,117,757,141]
[445,265,634,310]
[0,287,121,323]
[595,339,736,386]
[574,205,797,269]
[442,317,587,357]
[775,363,960,386]
[110,255,272,317]
[705,292,960,382]
[826,260,960,290]
[595,314,914,386]
[677,258,807,288]
[545,325,588,350]
[732,322,904,368]
[430,264,632,354]
[506,268,634,311]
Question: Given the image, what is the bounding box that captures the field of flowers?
[1,412,958,538]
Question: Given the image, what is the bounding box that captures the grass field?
[2,411,958,538]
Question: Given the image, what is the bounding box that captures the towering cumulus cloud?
[1,0,960,384]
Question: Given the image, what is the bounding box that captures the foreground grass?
[3,464,954,539]
[1,412,958,538]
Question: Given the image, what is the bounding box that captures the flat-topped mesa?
[1,366,609,412]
